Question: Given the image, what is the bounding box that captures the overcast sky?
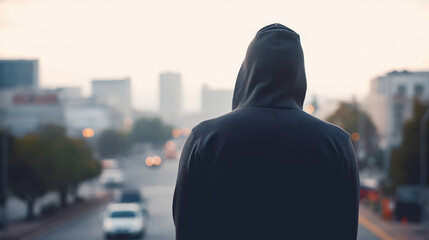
[1,0,428,111]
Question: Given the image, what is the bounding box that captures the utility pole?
[420,108,429,187]
[1,127,8,231]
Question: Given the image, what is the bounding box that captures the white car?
[103,203,147,239]
[99,169,124,186]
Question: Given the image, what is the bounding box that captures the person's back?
[173,23,359,240]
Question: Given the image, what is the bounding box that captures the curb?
[359,213,396,240]
[0,193,112,240]
[359,203,428,240]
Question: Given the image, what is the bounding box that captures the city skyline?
[1,0,428,111]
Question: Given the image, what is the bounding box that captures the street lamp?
[420,108,429,187]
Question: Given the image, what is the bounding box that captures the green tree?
[131,117,173,147]
[9,124,100,219]
[326,102,379,166]
[10,134,52,219]
[41,125,99,207]
[63,137,99,203]
[389,99,429,192]
[97,129,131,158]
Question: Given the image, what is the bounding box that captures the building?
[2,86,118,137]
[159,72,182,125]
[5,90,65,136]
[201,84,233,120]
[91,77,132,119]
[0,59,39,90]
[53,87,118,137]
[63,102,116,138]
[56,87,83,104]
[363,70,429,170]
[0,89,16,110]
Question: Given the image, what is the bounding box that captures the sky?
[1,0,428,112]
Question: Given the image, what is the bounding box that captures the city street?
[36,153,177,240]
[36,153,379,240]
[1,2,428,240]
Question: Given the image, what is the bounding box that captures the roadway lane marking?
[358,213,396,240]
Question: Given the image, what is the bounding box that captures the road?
[37,152,380,240]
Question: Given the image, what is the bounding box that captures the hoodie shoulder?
[189,116,229,155]
[191,111,236,136]
[305,112,351,141]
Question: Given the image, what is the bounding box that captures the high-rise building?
[0,59,39,90]
[91,77,132,119]
[363,70,429,171]
[159,72,182,125]
[364,70,429,147]
[201,84,233,120]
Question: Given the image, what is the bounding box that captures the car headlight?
[103,219,113,231]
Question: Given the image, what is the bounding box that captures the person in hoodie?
[173,23,359,240]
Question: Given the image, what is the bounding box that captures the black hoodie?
[173,23,359,240]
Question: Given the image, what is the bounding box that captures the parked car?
[100,169,124,187]
[118,189,149,217]
[394,185,429,222]
[103,203,147,239]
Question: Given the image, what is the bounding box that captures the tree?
[326,102,379,167]
[389,99,429,192]
[131,117,173,147]
[10,134,52,219]
[9,124,100,219]
[60,137,99,204]
[97,129,131,158]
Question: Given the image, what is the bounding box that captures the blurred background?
[0,0,429,239]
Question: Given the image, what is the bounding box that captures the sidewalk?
[0,192,112,240]
[359,203,428,240]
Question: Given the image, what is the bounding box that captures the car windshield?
[110,211,136,218]
[120,193,141,203]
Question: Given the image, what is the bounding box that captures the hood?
[232,23,307,110]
